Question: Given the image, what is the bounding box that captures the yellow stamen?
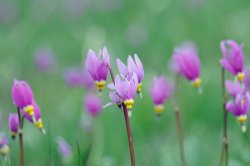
[24,105,34,116]
[11,132,16,137]
[124,99,134,110]
[237,115,247,124]
[137,82,142,93]
[34,119,43,129]
[191,78,202,88]
[236,72,244,82]
[154,104,164,115]
[95,80,106,92]
[0,145,10,155]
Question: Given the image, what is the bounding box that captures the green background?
[1,0,250,165]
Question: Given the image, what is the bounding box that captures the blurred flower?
[243,68,250,90]
[226,94,250,132]
[226,80,243,98]
[0,133,10,156]
[117,54,144,95]
[0,0,18,25]
[84,93,102,117]
[12,80,35,116]
[113,73,138,112]
[172,42,202,91]
[64,68,94,89]
[85,47,110,92]
[34,47,55,72]
[150,76,172,115]
[8,113,19,139]
[220,40,244,81]
[56,136,73,164]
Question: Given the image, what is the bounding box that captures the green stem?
[17,108,24,166]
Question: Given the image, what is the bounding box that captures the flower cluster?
[220,40,250,132]
[85,47,144,117]
[10,80,45,136]
[0,133,9,157]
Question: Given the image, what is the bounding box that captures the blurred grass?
[1,0,250,165]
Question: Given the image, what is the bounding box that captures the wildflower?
[0,133,9,156]
[243,68,250,91]
[8,113,19,139]
[220,40,244,81]
[172,43,202,90]
[226,80,243,98]
[85,47,110,92]
[84,94,102,117]
[34,47,55,72]
[113,73,138,113]
[150,76,172,115]
[117,54,144,95]
[56,136,73,164]
[12,80,35,117]
[226,94,250,132]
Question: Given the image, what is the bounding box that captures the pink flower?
[8,113,19,139]
[0,133,9,156]
[85,47,110,92]
[150,76,172,115]
[225,80,243,98]
[84,94,102,117]
[220,40,244,81]
[34,47,55,72]
[172,42,202,89]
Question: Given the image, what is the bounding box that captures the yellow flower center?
[154,104,164,115]
[191,78,202,88]
[0,144,10,155]
[95,80,106,92]
[24,105,34,116]
[236,72,244,82]
[237,115,247,124]
[137,82,142,93]
[34,119,43,129]
[124,99,134,110]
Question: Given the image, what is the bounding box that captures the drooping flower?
[85,47,110,92]
[34,47,55,72]
[150,76,172,115]
[56,136,73,164]
[226,94,250,132]
[11,80,35,116]
[172,42,202,90]
[220,40,244,81]
[0,133,9,156]
[117,54,144,95]
[84,94,102,116]
[226,80,243,98]
[113,73,138,111]
[243,68,250,91]
[8,113,19,139]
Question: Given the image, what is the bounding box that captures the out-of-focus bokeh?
[1,0,250,165]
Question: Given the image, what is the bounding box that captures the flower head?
[150,76,172,115]
[0,133,9,156]
[220,40,244,81]
[117,54,144,94]
[8,113,19,139]
[34,47,55,72]
[243,68,250,91]
[226,80,243,98]
[226,94,250,132]
[84,94,102,117]
[12,80,35,116]
[172,42,202,89]
[113,73,138,110]
[85,47,110,92]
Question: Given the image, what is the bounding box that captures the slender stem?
[218,68,228,166]
[122,104,135,166]
[17,107,24,166]
[109,66,115,84]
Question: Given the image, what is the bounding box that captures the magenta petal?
[225,80,243,98]
[9,113,19,133]
[127,56,138,74]
[84,94,102,117]
[117,58,128,77]
[86,49,98,79]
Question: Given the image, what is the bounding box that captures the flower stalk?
[17,107,24,166]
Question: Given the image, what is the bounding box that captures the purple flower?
[226,80,243,98]
[85,47,110,92]
[117,54,144,94]
[243,68,250,90]
[226,94,250,132]
[0,133,9,156]
[64,68,94,89]
[84,94,102,116]
[34,47,55,72]
[12,80,35,116]
[172,43,202,89]
[220,40,244,81]
[113,73,138,110]
[8,113,19,139]
[150,76,172,115]
[56,136,73,162]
